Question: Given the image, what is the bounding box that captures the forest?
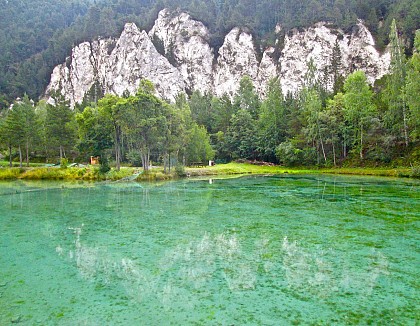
[0,1,419,170]
[0,0,419,107]
[0,22,419,170]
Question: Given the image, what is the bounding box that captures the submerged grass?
[0,163,417,181]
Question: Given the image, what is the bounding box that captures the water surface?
[0,175,419,325]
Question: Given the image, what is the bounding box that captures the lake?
[0,175,419,325]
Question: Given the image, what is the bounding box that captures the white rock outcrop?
[149,9,214,94]
[214,28,260,97]
[280,21,390,95]
[45,9,390,107]
[105,23,184,101]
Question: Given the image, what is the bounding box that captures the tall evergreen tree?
[343,71,376,160]
[385,19,409,146]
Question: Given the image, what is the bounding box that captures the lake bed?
[1,175,419,324]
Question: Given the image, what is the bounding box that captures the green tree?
[121,81,171,172]
[330,40,344,94]
[14,95,40,166]
[212,94,236,134]
[96,94,125,171]
[225,109,258,160]
[301,89,327,164]
[234,76,261,119]
[257,78,287,162]
[0,96,39,166]
[185,123,215,165]
[343,71,376,160]
[405,30,420,140]
[189,90,215,133]
[44,94,77,161]
[322,92,346,165]
[76,105,113,169]
[385,19,409,146]
[0,108,15,167]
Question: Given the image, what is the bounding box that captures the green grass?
[0,163,417,181]
[186,163,416,178]
[186,163,310,176]
[319,167,412,178]
[0,166,134,181]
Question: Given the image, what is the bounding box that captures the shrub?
[99,156,110,174]
[175,164,186,177]
[275,141,302,166]
[60,158,68,169]
[0,168,22,180]
[410,166,420,178]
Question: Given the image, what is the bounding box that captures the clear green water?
[0,175,419,325]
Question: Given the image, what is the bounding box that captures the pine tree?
[386,19,409,146]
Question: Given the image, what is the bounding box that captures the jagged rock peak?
[279,21,389,95]
[45,9,390,108]
[149,8,214,94]
[214,27,260,97]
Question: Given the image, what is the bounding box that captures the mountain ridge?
[46,9,390,107]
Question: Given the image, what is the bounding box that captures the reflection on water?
[0,175,418,324]
[59,225,391,308]
[281,236,389,298]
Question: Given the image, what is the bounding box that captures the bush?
[60,158,68,169]
[275,141,302,166]
[410,166,420,178]
[175,164,186,177]
[99,156,110,174]
[0,168,22,180]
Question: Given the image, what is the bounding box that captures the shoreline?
[0,163,418,181]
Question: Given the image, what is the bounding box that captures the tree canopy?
[1,0,419,107]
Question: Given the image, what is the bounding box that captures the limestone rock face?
[149,9,214,94]
[104,23,184,101]
[46,39,113,106]
[45,9,390,107]
[280,22,390,95]
[214,28,260,97]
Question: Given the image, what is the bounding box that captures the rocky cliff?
[46,9,390,107]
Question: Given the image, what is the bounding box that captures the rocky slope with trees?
[0,1,419,171]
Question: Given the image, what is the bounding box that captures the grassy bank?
[0,166,134,181]
[0,163,418,181]
[186,163,416,178]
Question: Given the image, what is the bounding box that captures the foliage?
[2,0,419,106]
[257,78,287,162]
[343,71,376,160]
[405,30,420,140]
[185,123,214,165]
[175,164,187,177]
[44,93,77,160]
[410,166,420,178]
[275,141,303,166]
[60,158,68,169]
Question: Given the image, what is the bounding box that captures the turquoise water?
[0,175,419,325]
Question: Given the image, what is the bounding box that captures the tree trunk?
[316,118,327,164]
[26,140,29,167]
[141,149,150,172]
[9,144,12,167]
[360,124,364,160]
[163,152,169,174]
[332,142,337,167]
[115,125,121,171]
[168,152,171,173]
[18,145,23,168]
[319,136,327,164]
[402,102,409,147]
[59,145,63,161]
